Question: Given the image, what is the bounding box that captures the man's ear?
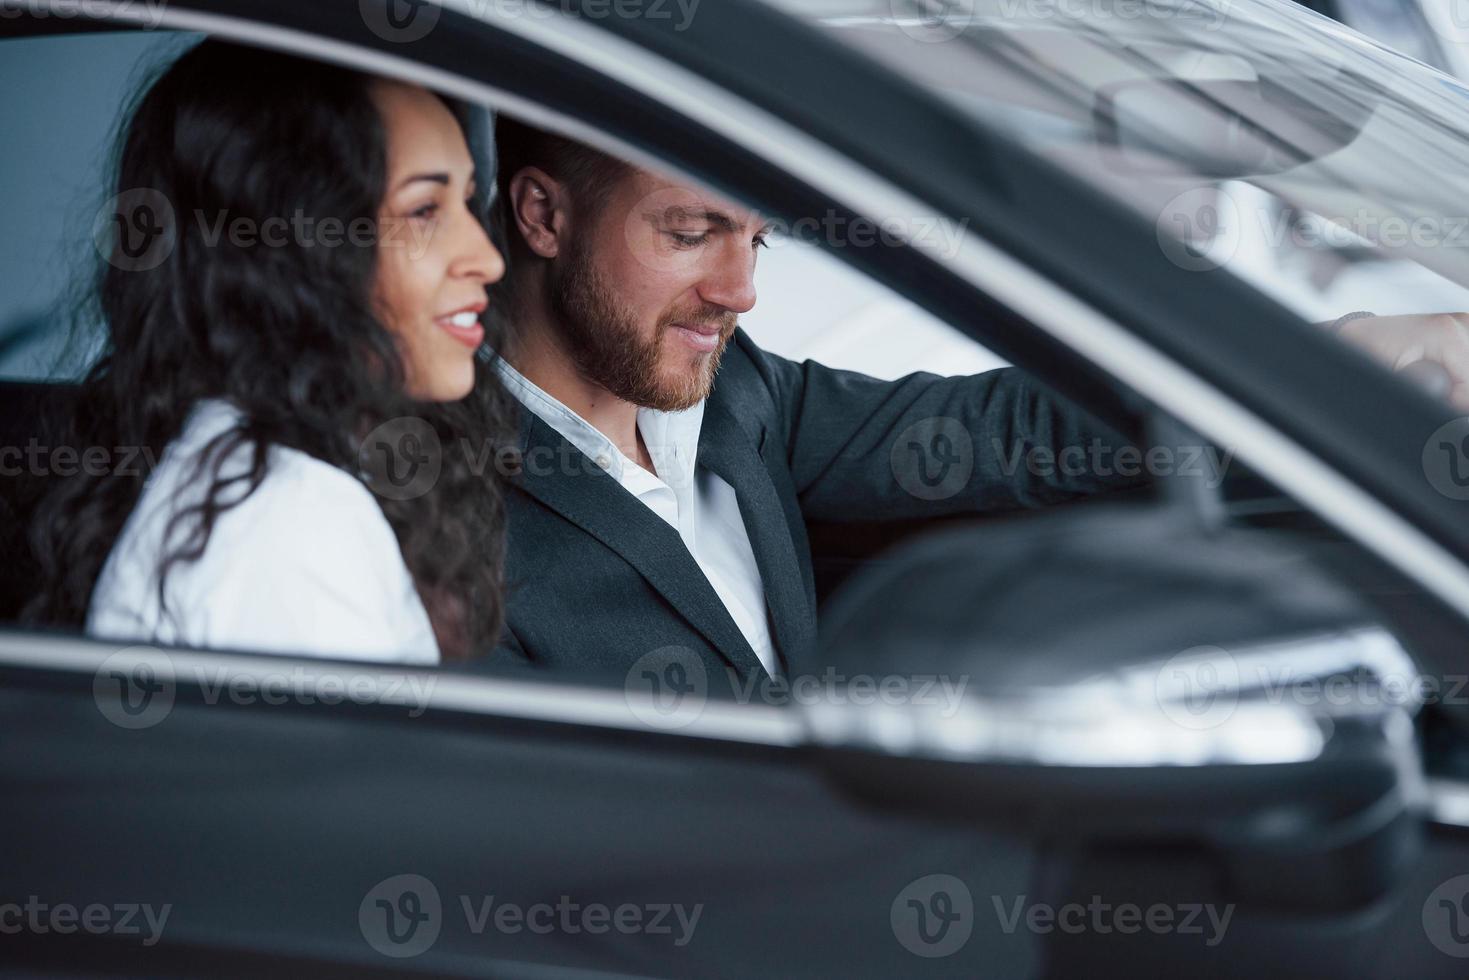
[507,166,564,259]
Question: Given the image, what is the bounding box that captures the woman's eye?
[753,236,769,250]
[409,202,440,220]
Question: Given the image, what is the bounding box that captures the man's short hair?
[493,115,630,248]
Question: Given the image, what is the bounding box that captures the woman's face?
[372,81,504,402]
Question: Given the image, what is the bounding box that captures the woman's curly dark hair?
[25,39,514,661]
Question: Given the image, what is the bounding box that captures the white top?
[496,359,778,676]
[87,399,439,664]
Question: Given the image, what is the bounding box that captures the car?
[3,0,1469,977]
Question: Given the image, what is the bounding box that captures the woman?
[27,39,512,664]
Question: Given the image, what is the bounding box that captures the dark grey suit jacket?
[494,329,1135,687]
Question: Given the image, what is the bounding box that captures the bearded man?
[487,116,1469,690]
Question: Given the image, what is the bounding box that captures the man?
[486,117,1469,687]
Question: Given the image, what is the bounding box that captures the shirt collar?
[493,354,704,488]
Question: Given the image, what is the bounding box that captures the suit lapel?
[697,402,817,672]
[510,411,767,682]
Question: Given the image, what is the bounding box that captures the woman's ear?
[507,167,563,260]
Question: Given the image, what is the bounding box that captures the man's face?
[548,169,769,412]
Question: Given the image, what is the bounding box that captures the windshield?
[765,0,1469,365]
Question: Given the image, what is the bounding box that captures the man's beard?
[548,241,735,413]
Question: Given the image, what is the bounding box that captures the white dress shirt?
[88,399,439,664]
[497,359,778,676]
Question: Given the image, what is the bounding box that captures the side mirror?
[804,507,1422,912]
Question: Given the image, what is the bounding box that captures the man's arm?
[724,331,1145,523]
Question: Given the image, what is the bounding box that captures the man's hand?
[1331,313,1469,411]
